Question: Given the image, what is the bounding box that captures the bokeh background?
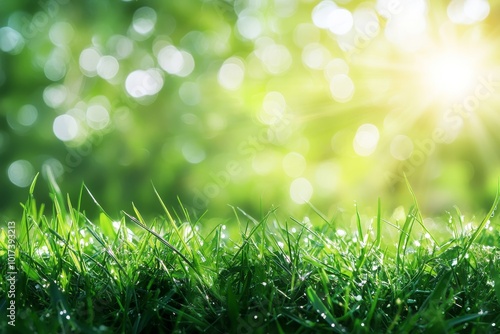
[1,0,500,223]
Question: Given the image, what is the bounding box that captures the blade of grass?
[458,182,499,264]
[152,184,193,259]
[83,215,128,280]
[396,206,417,272]
[375,198,381,249]
[404,175,439,246]
[122,211,198,275]
[306,286,342,332]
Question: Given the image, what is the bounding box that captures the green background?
[1,0,499,223]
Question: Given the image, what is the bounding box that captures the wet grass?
[1,175,499,333]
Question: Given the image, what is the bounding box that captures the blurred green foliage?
[1,0,499,222]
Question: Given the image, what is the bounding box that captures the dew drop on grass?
[405,246,415,255]
[336,229,346,237]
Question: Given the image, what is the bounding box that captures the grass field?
[1,175,500,333]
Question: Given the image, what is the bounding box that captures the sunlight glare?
[422,50,476,99]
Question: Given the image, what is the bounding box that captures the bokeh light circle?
[18,105,38,127]
[330,74,355,102]
[328,8,354,35]
[97,55,119,80]
[8,160,35,188]
[0,27,24,54]
[86,105,110,130]
[53,114,79,141]
[353,124,379,157]
[290,178,313,204]
[125,69,163,98]
[390,135,414,160]
[218,57,245,90]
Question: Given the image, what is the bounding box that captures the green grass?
[1,176,500,333]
